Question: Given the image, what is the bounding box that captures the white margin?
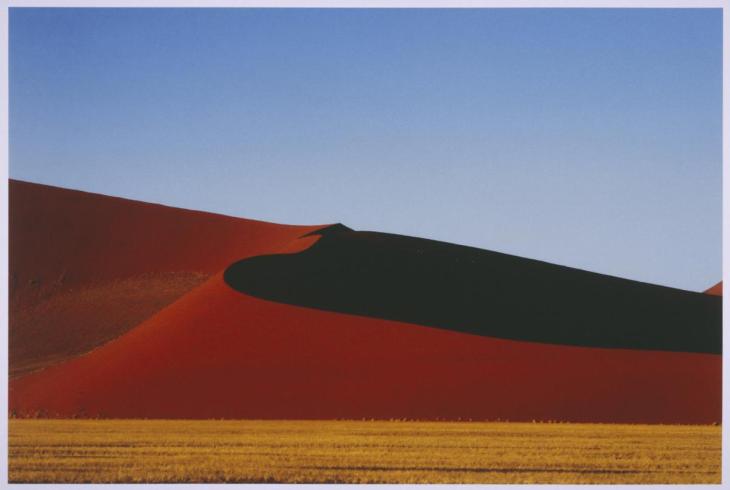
[1,0,9,487]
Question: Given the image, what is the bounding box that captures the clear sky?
[9,8,722,292]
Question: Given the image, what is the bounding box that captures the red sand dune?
[9,180,322,375]
[705,281,722,296]
[8,180,721,423]
[10,273,720,424]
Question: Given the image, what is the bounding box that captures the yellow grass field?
[8,419,721,484]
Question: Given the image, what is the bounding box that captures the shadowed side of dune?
[225,229,721,354]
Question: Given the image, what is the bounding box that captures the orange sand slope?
[705,282,723,296]
[9,180,322,375]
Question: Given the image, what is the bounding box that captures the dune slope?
[9,180,321,375]
[705,282,723,296]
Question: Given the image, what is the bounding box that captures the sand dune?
[8,180,722,423]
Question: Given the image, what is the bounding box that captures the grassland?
[8,419,721,483]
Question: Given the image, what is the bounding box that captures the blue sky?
[9,8,722,291]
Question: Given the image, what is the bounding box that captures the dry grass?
[8,419,721,483]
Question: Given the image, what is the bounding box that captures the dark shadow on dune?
[224,227,721,354]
